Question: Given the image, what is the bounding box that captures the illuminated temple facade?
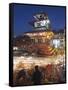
[24,13,54,45]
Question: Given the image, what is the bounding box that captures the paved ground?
[13,54,65,70]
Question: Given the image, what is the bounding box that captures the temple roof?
[24,30,51,34]
[24,29,64,34]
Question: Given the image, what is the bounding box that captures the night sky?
[12,3,66,36]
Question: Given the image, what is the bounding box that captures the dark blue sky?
[12,3,66,36]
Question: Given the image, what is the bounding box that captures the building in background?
[13,12,65,56]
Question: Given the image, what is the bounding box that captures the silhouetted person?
[16,69,27,85]
[32,65,42,85]
[16,69,26,79]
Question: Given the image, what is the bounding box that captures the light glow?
[53,39,60,48]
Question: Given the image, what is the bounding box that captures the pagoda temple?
[14,12,65,56]
[23,12,56,56]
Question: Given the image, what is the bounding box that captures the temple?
[14,12,65,56]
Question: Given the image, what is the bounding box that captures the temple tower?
[33,12,51,31]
